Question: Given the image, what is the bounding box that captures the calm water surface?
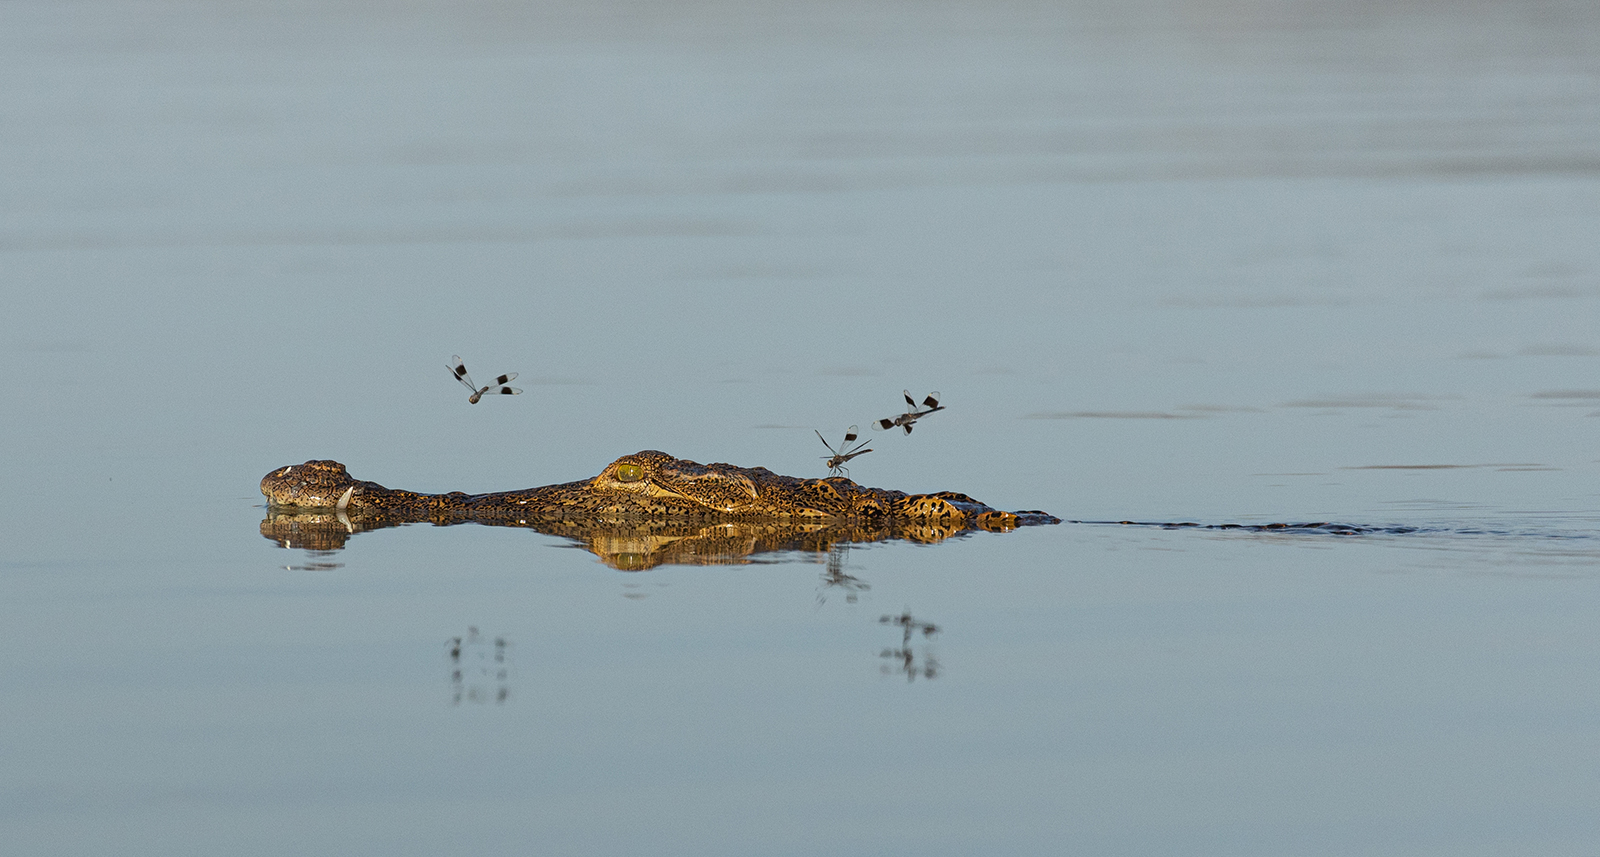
[4,1,1600,854]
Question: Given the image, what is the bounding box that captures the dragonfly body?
[816,426,873,478]
[872,390,944,435]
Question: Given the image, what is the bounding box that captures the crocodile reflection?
[261,507,1011,570]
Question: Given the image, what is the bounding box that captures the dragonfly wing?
[449,355,477,391]
[922,392,941,410]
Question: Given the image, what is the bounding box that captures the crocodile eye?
[616,463,643,483]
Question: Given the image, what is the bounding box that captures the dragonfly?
[448,355,522,404]
[816,426,872,477]
[871,390,944,435]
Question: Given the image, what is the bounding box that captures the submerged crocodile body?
[260,451,1058,560]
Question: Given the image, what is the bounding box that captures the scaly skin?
[260,451,1059,532]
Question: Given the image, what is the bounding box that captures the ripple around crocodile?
[259,452,1061,568]
[1068,520,1423,536]
[1068,519,1600,543]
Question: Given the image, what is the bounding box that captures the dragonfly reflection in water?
[816,543,870,605]
[448,354,522,404]
[880,610,940,682]
[446,626,511,705]
[872,390,944,435]
[815,425,872,477]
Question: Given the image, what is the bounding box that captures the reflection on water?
[261,507,1020,570]
[264,505,1600,575]
[9,0,1600,849]
[816,543,870,605]
[447,627,511,706]
[281,551,345,572]
[879,611,941,683]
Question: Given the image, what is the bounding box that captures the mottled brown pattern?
[260,451,1059,532]
[259,509,994,569]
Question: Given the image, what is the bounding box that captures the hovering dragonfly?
[871,390,944,435]
[448,355,522,404]
[816,425,872,477]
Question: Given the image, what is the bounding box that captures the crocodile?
[259,451,1059,564]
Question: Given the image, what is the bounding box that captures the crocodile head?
[261,460,366,508]
[591,450,762,514]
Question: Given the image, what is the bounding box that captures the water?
[4,0,1600,853]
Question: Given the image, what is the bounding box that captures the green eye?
[616,463,643,483]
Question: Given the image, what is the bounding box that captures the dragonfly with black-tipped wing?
[448,355,522,404]
[816,425,872,477]
[871,390,944,435]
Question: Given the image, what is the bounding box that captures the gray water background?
[3,0,1600,853]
